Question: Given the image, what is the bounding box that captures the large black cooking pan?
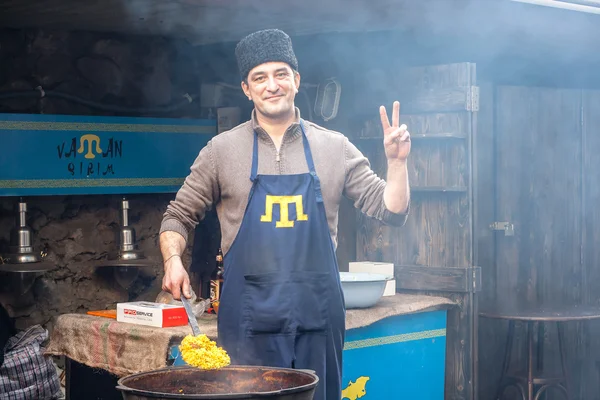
[116,365,318,400]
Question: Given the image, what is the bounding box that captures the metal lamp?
[0,199,55,295]
[91,197,155,289]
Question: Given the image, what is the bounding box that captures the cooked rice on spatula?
[179,334,231,370]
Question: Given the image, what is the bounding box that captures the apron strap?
[250,129,260,182]
[300,121,323,203]
[249,120,323,203]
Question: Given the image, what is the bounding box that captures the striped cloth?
[0,325,61,400]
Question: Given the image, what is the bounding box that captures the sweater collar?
[251,107,303,144]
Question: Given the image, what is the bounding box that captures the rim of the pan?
[116,365,320,399]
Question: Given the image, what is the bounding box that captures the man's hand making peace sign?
[379,101,411,214]
[380,101,411,161]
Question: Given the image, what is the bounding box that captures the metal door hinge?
[489,221,514,236]
[466,86,479,112]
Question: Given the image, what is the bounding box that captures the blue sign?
[0,113,217,196]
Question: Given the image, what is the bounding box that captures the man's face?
[242,62,300,120]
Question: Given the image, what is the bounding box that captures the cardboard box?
[349,262,396,296]
[116,301,188,328]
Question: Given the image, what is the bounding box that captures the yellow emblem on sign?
[260,195,308,228]
[341,376,370,400]
[78,134,102,159]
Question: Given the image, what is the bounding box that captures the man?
[160,29,410,400]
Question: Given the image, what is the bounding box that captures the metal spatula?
[180,296,201,336]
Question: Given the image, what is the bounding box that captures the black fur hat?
[235,29,298,81]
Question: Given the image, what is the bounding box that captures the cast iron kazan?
[116,365,318,400]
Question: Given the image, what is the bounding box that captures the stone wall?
[0,28,204,330]
[0,29,202,117]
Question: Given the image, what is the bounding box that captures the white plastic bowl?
[339,272,393,309]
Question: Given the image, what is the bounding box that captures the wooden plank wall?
[478,86,600,400]
[352,62,478,400]
[354,63,474,268]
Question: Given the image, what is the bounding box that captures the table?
[480,305,600,400]
[46,294,455,400]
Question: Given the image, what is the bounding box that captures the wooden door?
[493,86,582,309]
[353,62,479,400]
[480,85,588,400]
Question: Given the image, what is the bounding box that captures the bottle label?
[210,280,220,303]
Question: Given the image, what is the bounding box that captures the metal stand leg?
[495,319,571,400]
[532,321,570,400]
[496,321,516,400]
[557,323,571,400]
[526,321,534,400]
[537,322,545,400]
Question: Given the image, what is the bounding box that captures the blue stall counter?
[342,310,447,400]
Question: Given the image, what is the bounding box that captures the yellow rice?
[179,334,231,370]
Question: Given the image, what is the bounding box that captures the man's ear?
[294,71,301,93]
[241,80,252,100]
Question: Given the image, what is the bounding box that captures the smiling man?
[159,29,410,400]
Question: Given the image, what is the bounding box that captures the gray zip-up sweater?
[160,109,408,254]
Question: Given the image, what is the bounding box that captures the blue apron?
[217,121,346,400]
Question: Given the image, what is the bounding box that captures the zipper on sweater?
[276,141,285,174]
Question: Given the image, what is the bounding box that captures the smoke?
[2,0,599,89]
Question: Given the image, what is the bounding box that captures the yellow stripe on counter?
[0,178,185,188]
[0,121,215,134]
[343,328,446,351]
